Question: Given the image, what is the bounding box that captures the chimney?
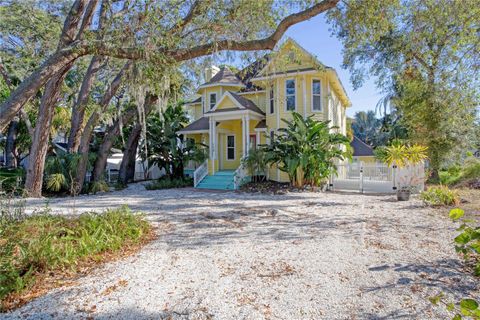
[204,65,220,82]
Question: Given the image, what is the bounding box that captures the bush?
[0,205,151,310]
[145,176,193,190]
[461,157,480,180]
[0,168,24,194]
[89,180,110,194]
[420,185,460,206]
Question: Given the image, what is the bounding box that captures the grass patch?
[420,185,460,206]
[145,176,193,190]
[0,204,153,311]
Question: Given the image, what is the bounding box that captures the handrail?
[233,157,248,190]
[193,160,208,187]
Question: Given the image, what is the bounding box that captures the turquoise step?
[195,171,235,190]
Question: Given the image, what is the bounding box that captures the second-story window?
[285,79,296,111]
[312,79,322,111]
[209,93,217,109]
[269,86,274,114]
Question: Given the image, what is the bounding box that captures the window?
[312,79,322,111]
[227,135,235,160]
[209,93,217,109]
[269,86,274,114]
[269,130,275,145]
[285,79,296,111]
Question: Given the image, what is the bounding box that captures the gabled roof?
[177,117,210,133]
[199,66,244,88]
[255,119,267,129]
[206,91,265,116]
[351,136,374,157]
[185,96,201,105]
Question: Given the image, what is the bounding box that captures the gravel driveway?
[5,184,479,319]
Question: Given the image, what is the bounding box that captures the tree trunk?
[67,56,104,152]
[5,117,19,168]
[118,123,142,185]
[24,68,71,197]
[72,62,131,194]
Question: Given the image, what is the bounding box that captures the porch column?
[245,115,250,156]
[241,116,246,157]
[209,117,215,174]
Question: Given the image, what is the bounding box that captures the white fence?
[329,163,424,193]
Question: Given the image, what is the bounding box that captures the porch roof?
[178,117,210,133]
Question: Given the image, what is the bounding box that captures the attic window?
[288,51,296,61]
[312,79,322,111]
[209,93,217,109]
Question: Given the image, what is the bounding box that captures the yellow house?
[178,38,351,189]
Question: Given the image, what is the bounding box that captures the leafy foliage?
[328,0,480,177]
[430,208,480,319]
[242,148,267,182]
[374,140,427,168]
[420,185,460,206]
[143,104,207,179]
[0,205,151,310]
[263,112,350,187]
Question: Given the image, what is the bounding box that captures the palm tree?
[351,111,381,146]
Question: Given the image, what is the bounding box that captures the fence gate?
[330,163,396,193]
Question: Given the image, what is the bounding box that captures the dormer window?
[285,79,296,111]
[209,93,217,109]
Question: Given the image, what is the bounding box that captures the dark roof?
[205,92,265,115]
[186,96,201,104]
[351,136,374,157]
[178,117,210,133]
[238,54,271,92]
[200,66,243,87]
[255,120,267,129]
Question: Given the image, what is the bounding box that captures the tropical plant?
[351,111,381,146]
[242,148,267,182]
[144,104,208,179]
[263,112,350,188]
[430,208,480,319]
[375,140,428,168]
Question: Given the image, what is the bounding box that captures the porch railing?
[193,160,208,187]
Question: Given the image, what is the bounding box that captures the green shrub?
[145,176,193,190]
[420,185,460,206]
[89,180,110,194]
[461,157,480,180]
[439,165,463,186]
[0,205,151,309]
[0,168,24,194]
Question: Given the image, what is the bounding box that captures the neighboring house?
[179,38,351,189]
[350,136,376,164]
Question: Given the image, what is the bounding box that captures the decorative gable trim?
[209,91,246,112]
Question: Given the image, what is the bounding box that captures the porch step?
[196,171,235,190]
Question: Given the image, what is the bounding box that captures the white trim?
[178,130,209,135]
[254,127,267,132]
[199,83,245,89]
[252,69,318,81]
[311,78,322,113]
[204,109,264,120]
[284,78,296,112]
[302,74,307,119]
[245,115,250,153]
[202,91,207,114]
[268,85,275,115]
[275,79,280,129]
[256,131,260,147]
[208,92,218,111]
[184,101,201,107]
[237,90,265,95]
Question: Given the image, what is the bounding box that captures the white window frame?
[226,135,236,160]
[209,92,217,110]
[311,78,322,112]
[285,78,296,112]
[269,85,275,114]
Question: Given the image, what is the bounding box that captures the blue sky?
[285,14,381,117]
